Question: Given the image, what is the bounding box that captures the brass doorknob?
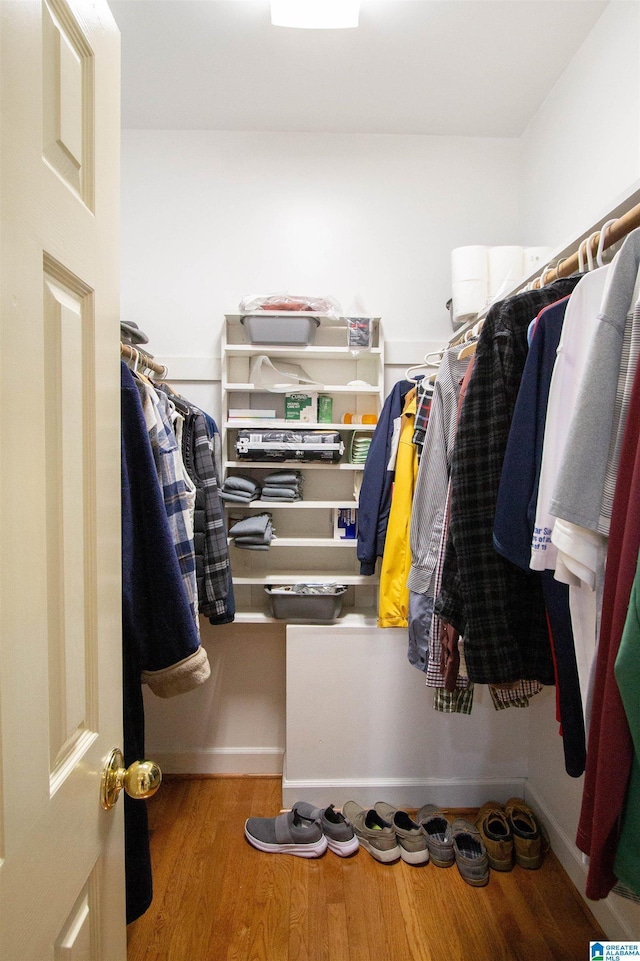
[100,747,162,810]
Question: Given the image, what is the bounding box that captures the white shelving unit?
[221,313,384,622]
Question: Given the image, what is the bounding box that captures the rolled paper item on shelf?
[488,245,524,301]
[451,279,488,324]
[451,245,489,284]
[451,245,490,323]
[523,246,553,276]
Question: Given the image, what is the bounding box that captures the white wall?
[519,0,640,252]
[121,129,520,356]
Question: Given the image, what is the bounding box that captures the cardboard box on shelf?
[334,508,357,539]
[285,391,318,422]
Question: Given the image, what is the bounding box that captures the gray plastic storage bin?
[240,313,321,346]
[265,585,347,621]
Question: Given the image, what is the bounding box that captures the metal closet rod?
[536,199,640,287]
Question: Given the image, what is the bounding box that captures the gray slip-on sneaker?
[373,801,429,865]
[244,805,328,858]
[343,800,401,863]
[451,818,489,886]
[416,803,455,868]
[293,802,359,857]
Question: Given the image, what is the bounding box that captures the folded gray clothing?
[219,491,257,503]
[234,532,272,546]
[234,543,271,551]
[261,496,300,502]
[228,513,272,538]
[261,486,298,499]
[263,471,303,486]
[224,475,261,495]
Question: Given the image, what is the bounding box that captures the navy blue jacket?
[121,363,205,922]
[357,379,414,575]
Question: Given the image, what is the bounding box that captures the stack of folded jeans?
[220,475,261,504]
[260,471,303,502]
[228,513,274,550]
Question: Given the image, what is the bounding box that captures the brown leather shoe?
[475,801,514,872]
[503,797,545,869]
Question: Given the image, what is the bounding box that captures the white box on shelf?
[334,508,357,539]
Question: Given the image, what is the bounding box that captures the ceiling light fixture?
[270,0,360,29]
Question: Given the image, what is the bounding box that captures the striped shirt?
[408,346,473,596]
[136,379,200,630]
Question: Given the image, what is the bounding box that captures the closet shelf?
[224,382,381,394]
[223,344,382,360]
[225,460,365,471]
[225,500,359,510]
[225,419,376,431]
[231,610,379,627]
[222,313,384,620]
[230,537,356,549]
[233,574,378,586]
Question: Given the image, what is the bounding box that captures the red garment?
[576,357,640,898]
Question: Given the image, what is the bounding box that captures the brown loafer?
[475,801,514,872]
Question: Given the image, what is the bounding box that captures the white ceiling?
[109,0,608,136]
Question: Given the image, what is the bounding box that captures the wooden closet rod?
[536,199,640,287]
[120,341,167,377]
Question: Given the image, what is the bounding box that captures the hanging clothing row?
[119,337,233,923]
[357,212,640,905]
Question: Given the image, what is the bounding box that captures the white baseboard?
[525,781,640,939]
[281,770,526,811]
[151,747,284,776]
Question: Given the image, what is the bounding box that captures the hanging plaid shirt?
[434,278,580,685]
[182,410,231,621]
[136,379,200,630]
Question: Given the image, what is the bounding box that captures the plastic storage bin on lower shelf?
[240,313,321,346]
[265,584,347,621]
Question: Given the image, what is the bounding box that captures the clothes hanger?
[404,363,430,383]
[585,231,599,272]
[424,350,444,367]
[596,219,617,267]
[578,238,588,273]
[457,340,477,360]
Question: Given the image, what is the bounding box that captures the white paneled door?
[0,2,125,959]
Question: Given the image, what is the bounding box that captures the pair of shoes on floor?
[417,804,488,886]
[475,797,546,871]
[244,802,358,859]
[342,800,429,865]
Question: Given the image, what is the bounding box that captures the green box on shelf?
[285,392,318,422]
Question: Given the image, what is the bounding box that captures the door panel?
[0,2,124,959]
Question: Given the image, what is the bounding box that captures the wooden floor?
[127,776,605,961]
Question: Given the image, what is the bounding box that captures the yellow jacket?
[377,390,418,628]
